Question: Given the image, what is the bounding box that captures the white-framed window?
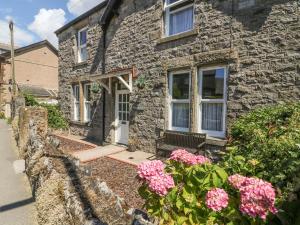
[238,0,255,9]
[73,85,80,121]
[77,27,87,63]
[164,0,194,37]
[84,84,91,122]
[168,71,191,132]
[198,67,227,138]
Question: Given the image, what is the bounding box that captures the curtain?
[202,103,223,131]
[172,103,189,128]
[85,103,91,122]
[170,6,193,35]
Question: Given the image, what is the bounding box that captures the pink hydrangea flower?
[239,178,278,220]
[205,188,229,212]
[137,160,165,181]
[228,175,278,220]
[170,149,211,166]
[195,155,212,164]
[228,174,247,189]
[148,174,175,196]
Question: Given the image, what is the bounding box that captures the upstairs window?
[164,0,194,37]
[78,27,87,63]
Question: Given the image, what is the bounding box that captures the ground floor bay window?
[168,71,191,132]
[168,67,227,138]
[198,67,227,138]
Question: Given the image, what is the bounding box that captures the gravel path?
[54,135,95,153]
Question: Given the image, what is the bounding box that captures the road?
[0,119,37,225]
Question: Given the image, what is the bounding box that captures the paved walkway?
[73,145,126,163]
[0,120,37,225]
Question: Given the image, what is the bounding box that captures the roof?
[0,43,12,51]
[100,0,120,26]
[0,40,58,58]
[55,0,108,35]
[19,84,58,98]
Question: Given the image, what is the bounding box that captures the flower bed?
[86,157,144,209]
[137,149,278,224]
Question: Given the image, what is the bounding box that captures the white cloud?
[67,0,104,16]
[28,8,66,47]
[0,19,35,47]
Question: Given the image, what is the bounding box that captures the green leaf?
[183,207,192,215]
[215,166,228,183]
[176,197,184,209]
[212,172,221,187]
[177,216,188,225]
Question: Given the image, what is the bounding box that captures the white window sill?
[157,29,198,45]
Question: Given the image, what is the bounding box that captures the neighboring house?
[0,43,11,54]
[56,0,300,153]
[0,40,59,117]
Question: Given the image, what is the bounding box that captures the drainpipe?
[101,24,107,145]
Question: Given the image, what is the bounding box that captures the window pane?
[80,30,87,45]
[238,0,255,9]
[202,68,225,99]
[169,6,193,35]
[122,103,126,111]
[201,103,223,131]
[85,85,91,101]
[172,103,189,128]
[119,112,122,120]
[122,113,127,121]
[85,103,91,121]
[80,47,87,61]
[172,73,190,99]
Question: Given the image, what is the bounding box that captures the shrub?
[0,112,5,119]
[24,93,39,106]
[23,93,68,130]
[6,117,12,124]
[138,149,278,225]
[221,103,300,224]
[40,103,69,130]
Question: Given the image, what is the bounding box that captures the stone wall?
[17,106,48,157]
[15,107,149,225]
[57,0,300,152]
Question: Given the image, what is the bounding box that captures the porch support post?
[190,66,198,132]
[79,81,84,122]
[108,77,112,94]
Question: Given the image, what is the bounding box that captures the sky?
[0,0,105,48]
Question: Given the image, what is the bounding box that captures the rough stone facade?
[57,0,300,153]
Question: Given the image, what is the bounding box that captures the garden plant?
[138,149,278,225]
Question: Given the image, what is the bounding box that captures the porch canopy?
[68,67,135,93]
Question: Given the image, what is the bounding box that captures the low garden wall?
[14,106,151,225]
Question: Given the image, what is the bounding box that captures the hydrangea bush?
[138,149,278,225]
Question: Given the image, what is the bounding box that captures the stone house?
[0,40,59,117]
[56,0,300,153]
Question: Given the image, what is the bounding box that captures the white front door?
[115,90,130,145]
